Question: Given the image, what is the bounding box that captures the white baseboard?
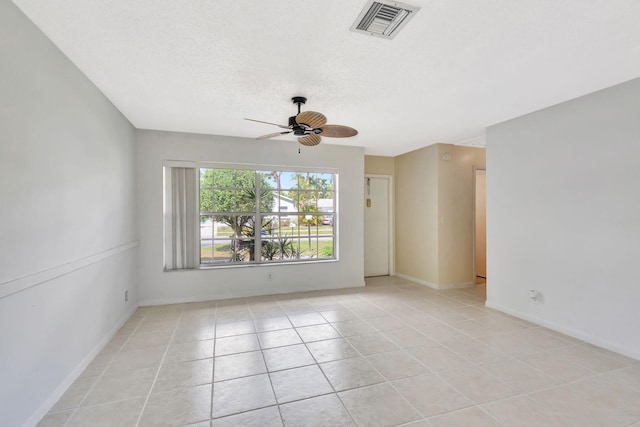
[485,301,640,362]
[139,281,366,307]
[395,273,474,290]
[25,305,138,427]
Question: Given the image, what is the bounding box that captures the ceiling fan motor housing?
[289,114,321,136]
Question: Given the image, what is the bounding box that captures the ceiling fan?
[245,97,358,146]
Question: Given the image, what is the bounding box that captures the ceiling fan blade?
[257,131,292,140]
[296,111,327,129]
[320,124,358,138]
[298,134,321,146]
[244,118,290,129]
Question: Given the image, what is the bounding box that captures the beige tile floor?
[39,276,640,427]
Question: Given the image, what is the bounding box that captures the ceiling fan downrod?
[291,96,307,114]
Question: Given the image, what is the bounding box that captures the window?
[198,168,336,266]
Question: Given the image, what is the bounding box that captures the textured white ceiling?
[12,0,640,156]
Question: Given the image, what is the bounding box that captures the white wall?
[0,2,138,425]
[136,130,365,305]
[486,77,640,360]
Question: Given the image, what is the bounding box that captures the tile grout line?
[254,303,287,426]
[134,305,186,427]
[305,296,431,425]
[283,305,360,427]
[360,286,511,425]
[61,308,151,427]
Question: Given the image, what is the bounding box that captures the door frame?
[472,167,486,284]
[364,174,395,276]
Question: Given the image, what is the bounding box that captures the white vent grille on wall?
[351,0,420,39]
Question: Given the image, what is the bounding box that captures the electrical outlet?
[125,290,128,302]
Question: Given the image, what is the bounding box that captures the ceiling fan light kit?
[245,97,358,148]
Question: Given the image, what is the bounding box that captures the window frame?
[165,161,338,269]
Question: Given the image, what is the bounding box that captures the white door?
[364,176,390,277]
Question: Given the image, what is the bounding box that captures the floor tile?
[84,367,156,405]
[212,374,276,418]
[331,319,377,337]
[399,421,430,427]
[482,395,575,427]
[437,366,518,404]
[574,375,640,418]
[392,373,473,418]
[436,337,503,364]
[366,350,428,380]
[350,305,388,319]
[258,329,302,349]
[123,330,173,351]
[449,319,491,338]
[212,405,282,426]
[296,324,341,343]
[51,375,99,411]
[406,344,472,371]
[79,353,114,378]
[37,410,73,427]
[339,382,421,427]
[530,382,636,427]
[215,334,260,356]
[216,311,253,323]
[550,345,629,373]
[382,327,434,348]
[347,332,399,356]
[214,351,266,381]
[164,340,215,364]
[254,316,292,332]
[67,397,145,427]
[365,316,407,332]
[427,406,501,427]
[44,280,640,426]
[516,350,595,383]
[178,314,215,328]
[280,394,355,427]
[140,384,211,426]
[414,322,468,342]
[104,345,166,375]
[320,357,384,391]
[263,344,316,372]
[479,357,558,393]
[307,338,361,363]
[319,309,358,322]
[598,366,640,392]
[152,358,214,393]
[288,312,327,327]
[173,325,217,343]
[582,343,639,365]
[270,365,333,403]
[278,301,315,315]
[215,320,255,338]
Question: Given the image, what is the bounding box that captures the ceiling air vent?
[350,0,420,39]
